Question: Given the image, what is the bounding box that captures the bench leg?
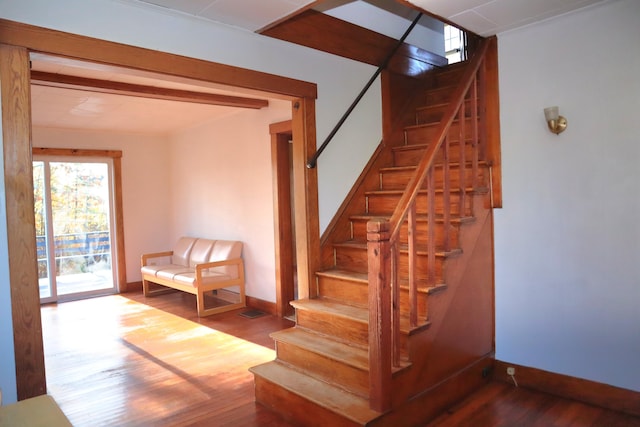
[143,279,175,297]
[196,288,245,317]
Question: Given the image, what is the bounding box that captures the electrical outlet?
[507,367,515,376]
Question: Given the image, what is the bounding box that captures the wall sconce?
[543,106,567,135]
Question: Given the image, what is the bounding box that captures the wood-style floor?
[41,292,640,427]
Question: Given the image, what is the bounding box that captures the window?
[444,25,464,64]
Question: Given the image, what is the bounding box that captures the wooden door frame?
[270,120,295,318]
[0,18,321,399]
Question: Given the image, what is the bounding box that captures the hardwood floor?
[424,381,640,427]
[41,291,296,426]
[41,292,640,426]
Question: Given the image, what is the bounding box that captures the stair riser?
[253,375,363,427]
[317,274,432,320]
[415,99,478,124]
[393,142,475,167]
[275,341,370,399]
[366,192,472,217]
[351,219,461,248]
[296,309,369,348]
[317,275,368,307]
[380,165,485,191]
[405,119,475,146]
[334,246,446,282]
[428,64,466,87]
[425,85,472,104]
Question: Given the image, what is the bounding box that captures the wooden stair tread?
[291,298,368,323]
[333,240,463,258]
[404,117,474,131]
[271,327,369,371]
[392,141,473,152]
[379,160,488,173]
[291,298,430,335]
[317,267,449,295]
[365,186,481,196]
[350,213,476,225]
[316,268,368,283]
[250,361,381,425]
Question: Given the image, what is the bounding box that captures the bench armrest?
[141,251,174,266]
[194,258,243,281]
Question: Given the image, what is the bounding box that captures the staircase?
[251,39,496,427]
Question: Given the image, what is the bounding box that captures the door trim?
[32,148,126,299]
[270,120,295,318]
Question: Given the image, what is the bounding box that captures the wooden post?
[291,98,321,300]
[367,219,392,412]
[0,43,46,399]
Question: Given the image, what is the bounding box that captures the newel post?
[367,219,392,412]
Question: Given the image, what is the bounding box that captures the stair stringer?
[371,193,495,425]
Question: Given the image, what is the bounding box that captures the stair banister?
[306,12,423,169]
[366,37,490,413]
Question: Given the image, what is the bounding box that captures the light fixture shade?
[544,106,559,122]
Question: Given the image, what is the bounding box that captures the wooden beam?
[30,71,270,109]
[261,10,447,77]
[0,19,317,99]
[0,43,46,400]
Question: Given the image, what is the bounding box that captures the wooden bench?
[141,237,245,316]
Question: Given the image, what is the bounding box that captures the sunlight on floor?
[41,295,278,426]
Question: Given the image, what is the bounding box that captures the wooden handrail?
[366,37,491,413]
[306,12,423,169]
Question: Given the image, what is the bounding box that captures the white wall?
[32,127,173,284]
[168,101,291,302]
[495,0,640,392]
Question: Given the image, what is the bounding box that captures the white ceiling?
[32,0,610,135]
[406,0,609,36]
[129,0,317,32]
[128,0,609,36]
[30,54,275,135]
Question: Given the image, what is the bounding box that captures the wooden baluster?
[391,242,400,367]
[478,58,488,161]
[427,168,436,286]
[408,202,417,327]
[459,93,467,219]
[366,219,392,412]
[443,133,451,253]
[471,74,479,194]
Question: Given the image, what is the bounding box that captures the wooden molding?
[0,18,316,100]
[494,360,640,417]
[30,71,270,109]
[261,10,447,77]
[124,281,143,293]
[270,120,295,318]
[246,296,277,316]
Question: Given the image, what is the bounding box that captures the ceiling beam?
[261,10,447,77]
[30,70,270,109]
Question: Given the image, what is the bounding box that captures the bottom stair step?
[251,361,382,427]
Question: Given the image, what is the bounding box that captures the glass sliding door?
[34,157,117,303]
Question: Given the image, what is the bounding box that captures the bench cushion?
[171,237,198,266]
[208,240,243,278]
[172,271,231,287]
[189,238,215,267]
